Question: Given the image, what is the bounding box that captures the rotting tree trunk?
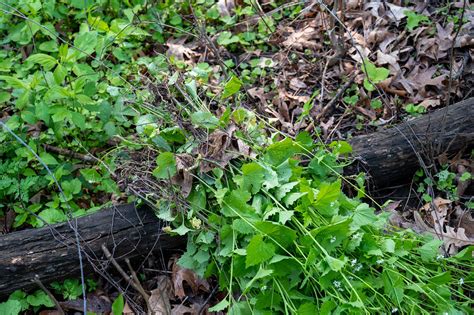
[0,204,185,298]
[348,97,474,187]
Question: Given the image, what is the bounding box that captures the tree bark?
[0,204,185,298]
[348,98,474,187]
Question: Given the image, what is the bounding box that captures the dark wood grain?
[0,204,185,298]
[348,98,474,187]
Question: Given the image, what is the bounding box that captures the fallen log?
[0,204,185,298]
[348,98,474,187]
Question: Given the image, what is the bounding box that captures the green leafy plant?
[404,10,431,31]
[51,279,83,300]
[405,103,426,116]
[362,60,390,92]
[112,294,125,315]
[0,290,54,315]
[155,135,473,314]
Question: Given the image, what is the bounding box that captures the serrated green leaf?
[264,138,303,167]
[325,256,346,272]
[351,203,377,229]
[173,223,192,235]
[314,180,341,217]
[275,181,299,200]
[255,221,297,248]
[26,290,54,307]
[209,299,229,312]
[418,238,443,262]
[74,31,98,57]
[246,234,275,267]
[404,10,430,31]
[153,152,177,179]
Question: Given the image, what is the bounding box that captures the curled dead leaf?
[171,257,210,299]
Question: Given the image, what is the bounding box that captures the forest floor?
[0,1,473,314]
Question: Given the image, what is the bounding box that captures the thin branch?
[33,275,65,315]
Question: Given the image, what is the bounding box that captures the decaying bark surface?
[348,98,474,187]
[0,204,185,298]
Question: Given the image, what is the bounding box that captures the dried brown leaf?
[418,98,440,109]
[148,276,173,315]
[172,154,194,198]
[171,258,210,299]
[171,304,200,315]
[166,38,196,62]
[217,0,235,17]
[282,27,322,51]
[289,77,307,91]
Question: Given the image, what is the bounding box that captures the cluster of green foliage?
[0,277,97,315]
[152,132,473,314]
[0,290,54,315]
[0,0,294,229]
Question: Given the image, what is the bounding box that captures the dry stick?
[317,76,355,120]
[43,144,97,163]
[101,244,151,310]
[33,275,65,315]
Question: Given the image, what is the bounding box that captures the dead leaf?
[166,38,197,62]
[199,127,235,173]
[289,77,307,90]
[171,304,200,315]
[282,26,322,51]
[172,154,194,198]
[123,302,134,315]
[148,276,173,315]
[59,294,111,313]
[418,98,440,109]
[355,106,377,121]
[414,205,474,255]
[376,50,399,69]
[455,206,474,238]
[386,3,407,22]
[171,257,210,299]
[217,0,235,17]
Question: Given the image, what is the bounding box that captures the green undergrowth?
[153,133,473,314]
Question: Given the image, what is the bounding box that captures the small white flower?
[262,285,267,290]
[459,278,464,285]
[436,254,444,260]
[376,259,384,265]
[330,236,337,243]
[391,308,398,313]
[333,280,341,288]
[354,263,363,272]
[351,259,357,266]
